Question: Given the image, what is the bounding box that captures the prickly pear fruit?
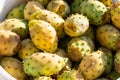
[0,18,28,39]
[34,76,54,80]
[29,20,58,53]
[0,57,27,80]
[114,50,120,74]
[24,1,44,20]
[0,30,20,56]
[67,36,95,61]
[99,0,114,9]
[96,24,120,50]
[30,10,65,39]
[78,50,107,80]
[18,38,39,60]
[70,0,83,13]
[23,52,68,76]
[47,0,70,18]
[80,0,110,25]
[98,47,113,74]
[54,48,72,71]
[64,14,89,37]
[57,70,84,80]
[6,3,26,19]
[111,6,120,29]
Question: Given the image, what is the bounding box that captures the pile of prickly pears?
[1,0,120,80]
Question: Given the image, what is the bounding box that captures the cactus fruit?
[64,14,89,37]
[114,50,120,74]
[0,18,28,39]
[30,10,65,39]
[0,57,27,80]
[111,6,120,29]
[80,0,110,25]
[6,3,26,19]
[23,52,68,76]
[78,50,107,80]
[29,20,58,53]
[54,48,72,71]
[99,0,114,9]
[98,47,113,74]
[24,1,44,20]
[0,30,20,56]
[34,76,54,80]
[96,24,120,50]
[18,38,39,60]
[57,70,84,80]
[70,0,83,13]
[47,0,70,18]
[67,36,95,61]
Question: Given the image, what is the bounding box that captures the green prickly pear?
[0,18,28,39]
[98,47,113,74]
[70,0,83,13]
[23,52,68,76]
[6,3,26,19]
[80,0,110,25]
[29,20,58,53]
[67,36,95,61]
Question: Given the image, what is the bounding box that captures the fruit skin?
[47,0,70,18]
[0,30,20,56]
[29,20,58,53]
[98,47,113,74]
[67,36,95,61]
[114,50,120,74]
[111,6,120,29]
[6,3,26,19]
[99,0,114,9]
[80,0,110,25]
[70,0,83,13]
[24,1,44,20]
[18,38,39,60]
[96,24,120,50]
[34,76,54,80]
[64,14,89,37]
[0,18,28,39]
[57,70,84,80]
[54,48,72,71]
[78,50,107,80]
[30,10,65,39]
[23,52,68,76]
[0,57,28,80]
